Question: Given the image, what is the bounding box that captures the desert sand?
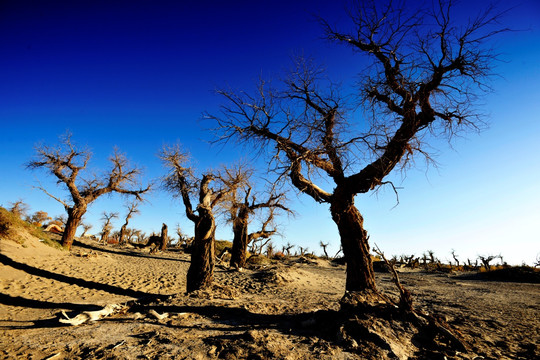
[0,233,538,359]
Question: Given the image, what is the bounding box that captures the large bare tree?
[219,165,291,269]
[209,0,507,303]
[27,134,150,250]
[160,145,238,292]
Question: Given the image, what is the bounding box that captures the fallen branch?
[148,309,169,320]
[59,304,125,326]
[373,244,413,312]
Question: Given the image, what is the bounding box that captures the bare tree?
[320,241,329,258]
[135,230,147,244]
[80,223,92,237]
[143,223,168,253]
[118,201,140,245]
[478,255,498,271]
[27,134,150,250]
[100,212,118,244]
[175,223,189,247]
[219,164,291,269]
[282,242,294,256]
[9,200,29,219]
[450,249,460,267]
[209,0,507,303]
[160,144,236,292]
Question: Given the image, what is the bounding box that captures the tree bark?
[61,205,86,250]
[230,214,249,269]
[159,224,168,251]
[330,190,378,295]
[186,208,216,293]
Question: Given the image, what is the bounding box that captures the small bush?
[215,240,233,255]
[0,206,61,249]
[247,254,272,266]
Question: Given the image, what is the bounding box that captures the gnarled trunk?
[330,191,377,294]
[159,224,168,251]
[230,214,249,269]
[186,207,216,292]
[61,205,86,250]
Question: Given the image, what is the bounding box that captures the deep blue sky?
[1,0,539,264]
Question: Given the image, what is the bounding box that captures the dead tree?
[144,223,168,253]
[27,133,150,250]
[8,200,29,219]
[175,224,189,247]
[478,255,498,271]
[100,212,118,244]
[219,165,291,269]
[209,0,507,303]
[118,202,140,245]
[247,207,279,256]
[450,249,460,267]
[80,223,92,237]
[160,145,234,292]
[320,241,330,258]
[282,242,294,256]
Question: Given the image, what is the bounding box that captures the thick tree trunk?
[186,208,216,292]
[159,224,168,251]
[230,215,249,269]
[61,205,86,250]
[330,192,378,296]
[119,224,128,245]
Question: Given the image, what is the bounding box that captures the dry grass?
[0,206,62,249]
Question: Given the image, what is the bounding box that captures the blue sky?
[1,0,539,265]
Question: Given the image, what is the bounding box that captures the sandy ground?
[0,234,538,360]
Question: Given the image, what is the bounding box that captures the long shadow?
[130,303,339,339]
[0,293,102,329]
[0,292,100,311]
[0,253,155,299]
[73,240,189,263]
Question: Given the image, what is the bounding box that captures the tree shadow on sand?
[0,253,161,299]
[122,302,464,359]
[73,240,189,263]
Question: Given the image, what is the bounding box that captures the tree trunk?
[159,224,168,251]
[61,205,86,250]
[119,224,127,245]
[186,208,215,292]
[330,192,378,296]
[230,215,249,269]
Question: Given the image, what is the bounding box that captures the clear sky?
[1,0,539,265]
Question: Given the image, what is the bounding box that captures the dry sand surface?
[0,234,538,359]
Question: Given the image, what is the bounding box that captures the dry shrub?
[0,207,15,238]
[0,206,60,249]
[215,240,233,255]
[246,254,272,266]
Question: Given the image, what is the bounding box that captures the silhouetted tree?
[27,134,150,250]
[209,0,507,303]
[160,145,238,292]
